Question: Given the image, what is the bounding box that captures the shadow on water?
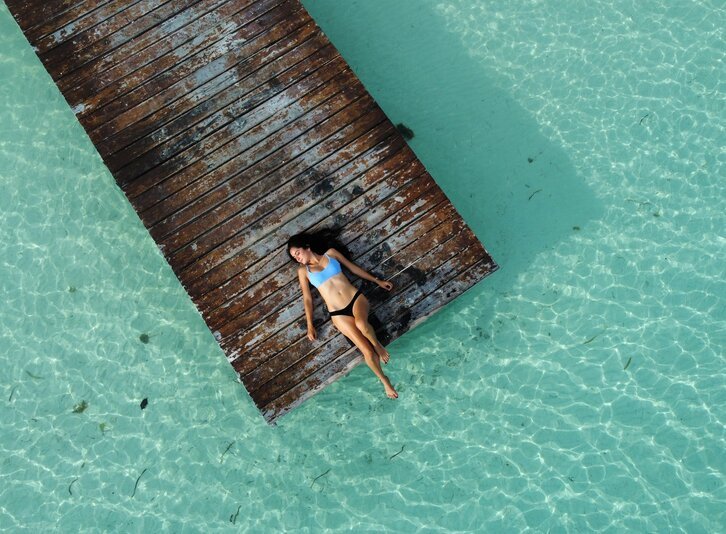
[302,0,603,335]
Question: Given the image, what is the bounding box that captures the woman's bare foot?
[375,344,390,364]
[383,377,398,399]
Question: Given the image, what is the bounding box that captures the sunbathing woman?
[287,230,398,399]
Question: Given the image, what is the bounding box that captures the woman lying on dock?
[287,230,398,399]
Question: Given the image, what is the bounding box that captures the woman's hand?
[377,279,394,291]
[307,325,317,341]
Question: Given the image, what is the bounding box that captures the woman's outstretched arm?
[328,248,394,291]
[297,267,317,340]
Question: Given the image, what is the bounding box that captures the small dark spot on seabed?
[230,505,241,524]
[396,123,414,140]
[131,468,148,498]
[583,331,604,345]
[310,468,331,488]
[573,226,581,231]
[389,444,405,459]
[139,332,156,344]
[72,400,88,413]
[528,189,543,201]
[220,441,235,463]
[68,286,76,293]
[140,398,148,410]
[626,198,653,208]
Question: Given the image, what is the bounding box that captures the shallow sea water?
[1,0,724,532]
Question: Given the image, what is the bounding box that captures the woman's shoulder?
[326,247,343,258]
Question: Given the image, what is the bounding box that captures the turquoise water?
[1,0,724,531]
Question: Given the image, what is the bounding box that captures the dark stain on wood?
[6,0,498,424]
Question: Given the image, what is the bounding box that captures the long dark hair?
[287,228,351,262]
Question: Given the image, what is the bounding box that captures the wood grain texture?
[6,0,498,424]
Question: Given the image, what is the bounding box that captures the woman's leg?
[331,315,398,398]
[351,294,390,364]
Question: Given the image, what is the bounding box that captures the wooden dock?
[7,0,498,424]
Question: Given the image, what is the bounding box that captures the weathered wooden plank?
[150,89,382,246]
[6,0,104,43]
[124,54,352,207]
[6,0,498,425]
[359,234,487,333]
[32,0,148,56]
[100,5,314,182]
[105,40,332,187]
[70,0,284,117]
[59,0,236,98]
[42,1,191,80]
[185,136,400,310]
[159,107,390,267]
[250,321,350,407]
[97,9,318,161]
[138,83,368,246]
[149,97,384,248]
[84,2,309,138]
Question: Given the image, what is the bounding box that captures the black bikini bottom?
[328,288,363,317]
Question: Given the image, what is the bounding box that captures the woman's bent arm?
[298,267,317,340]
[328,248,394,290]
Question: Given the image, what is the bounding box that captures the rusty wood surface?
[58,0,240,98]
[131,64,360,215]
[6,0,498,424]
[7,1,110,45]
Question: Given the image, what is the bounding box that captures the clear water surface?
[1,0,723,532]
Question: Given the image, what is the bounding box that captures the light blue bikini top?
[307,254,342,288]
